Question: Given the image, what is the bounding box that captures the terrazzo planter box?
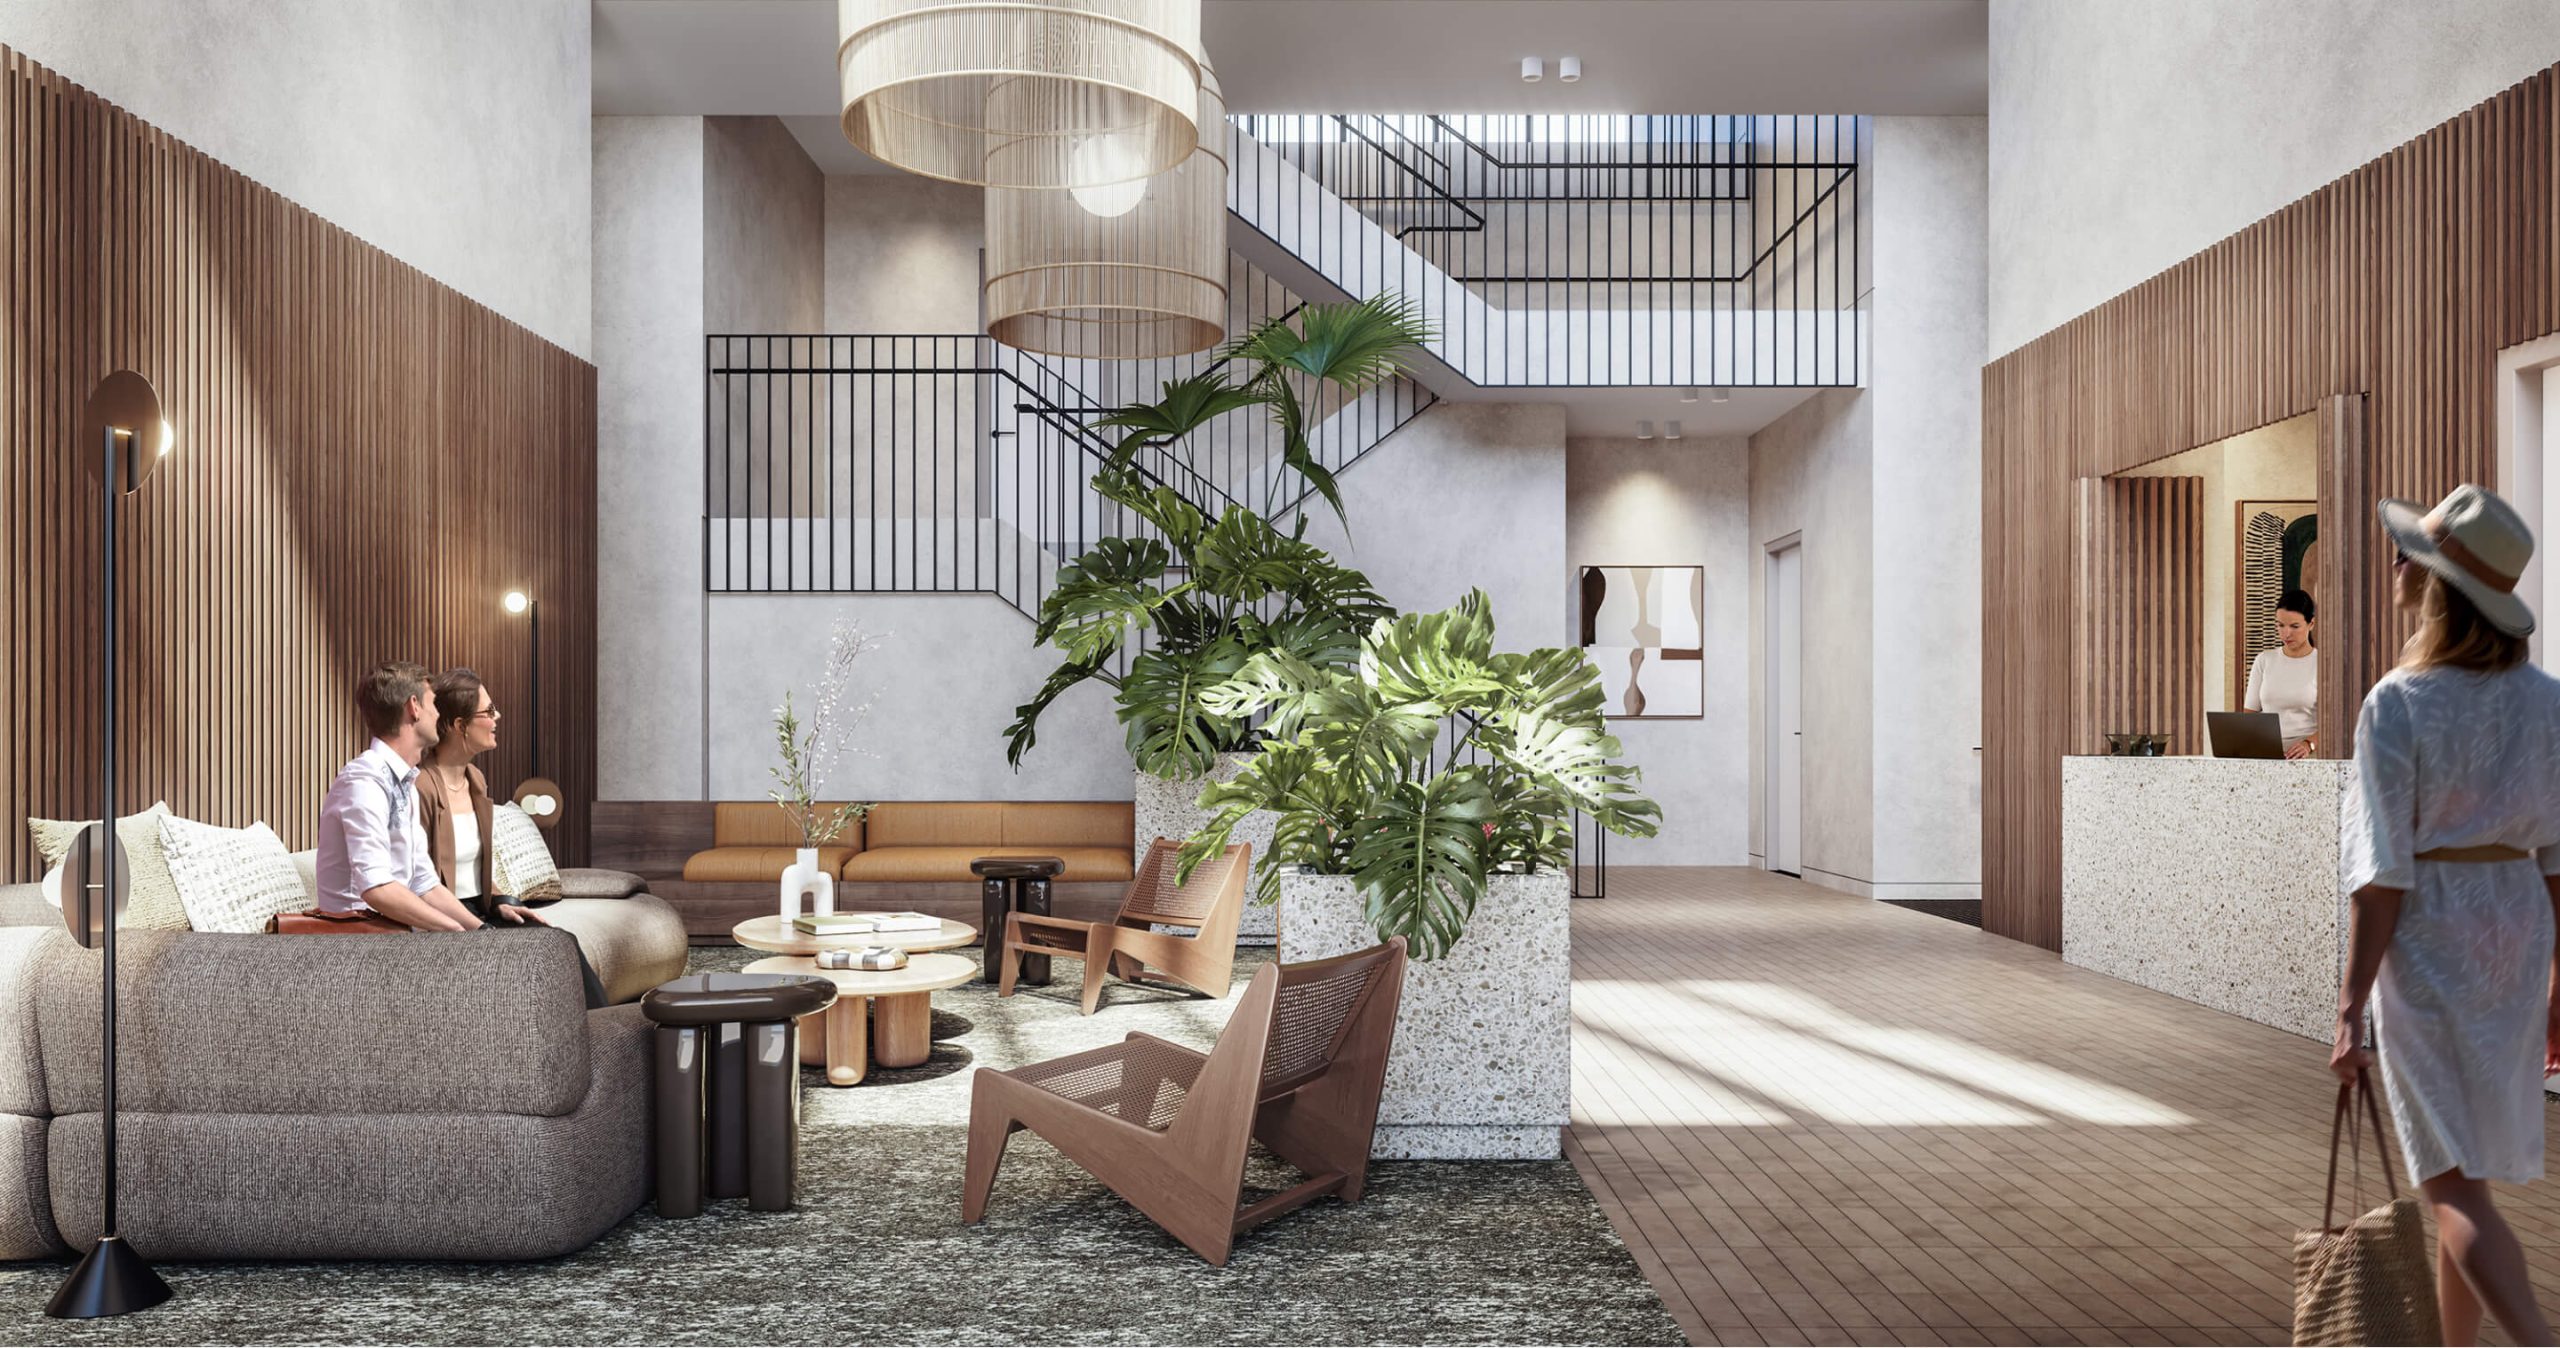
[1278,869,1569,1160]
[1133,753,1277,944]
[2061,755,2352,1041]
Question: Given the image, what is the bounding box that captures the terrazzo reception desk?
[2061,756,2354,1041]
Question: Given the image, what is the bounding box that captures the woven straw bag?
[2292,1073,2437,1346]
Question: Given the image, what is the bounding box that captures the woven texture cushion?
[711,801,863,849]
[28,802,187,931]
[490,804,562,902]
[864,802,1005,848]
[158,816,308,935]
[1001,801,1135,849]
[555,867,647,900]
[840,845,1132,883]
[683,846,855,883]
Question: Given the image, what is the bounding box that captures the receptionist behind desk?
[2244,588,2319,759]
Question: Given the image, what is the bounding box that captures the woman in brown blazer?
[423,667,605,1007]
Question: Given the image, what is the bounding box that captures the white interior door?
[1768,541,1804,877]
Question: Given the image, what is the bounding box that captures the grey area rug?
[1,947,1683,1346]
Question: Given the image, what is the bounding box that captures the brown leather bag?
[270,907,409,935]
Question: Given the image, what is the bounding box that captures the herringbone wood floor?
[1564,867,2560,1347]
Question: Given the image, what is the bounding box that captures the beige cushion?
[158,817,306,935]
[711,801,863,850]
[28,803,187,931]
[864,802,1004,848]
[490,804,561,903]
[682,846,855,883]
[556,868,647,900]
[1000,801,1135,849]
[839,844,1133,884]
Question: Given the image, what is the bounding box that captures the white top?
[315,739,438,914]
[2243,646,2318,745]
[2343,664,2560,1184]
[450,812,483,900]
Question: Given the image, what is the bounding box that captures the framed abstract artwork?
[2233,501,2317,702]
[1578,565,1704,719]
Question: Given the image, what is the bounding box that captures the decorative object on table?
[488,803,563,904]
[1579,565,1705,719]
[769,620,879,924]
[965,938,1407,1265]
[986,63,1227,359]
[640,972,838,1218]
[852,945,908,971]
[746,952,974,1086]
[28,802,185,931]
[2293,1072,2436,1346]
[731,912,977,957]
[999,839,1247,1014]
[1002,296,1427,776]
[973,855,1063,986]
[837,0,1203,190]
[2235,501,2318,701]
[795,911,876,937]
[49,369,176,1319]
[157,816,312,934]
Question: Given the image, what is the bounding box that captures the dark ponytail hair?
[432,667,487,744]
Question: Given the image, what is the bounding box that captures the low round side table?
[971,855,1063,986]
[743,952,975,1086]
[730,913,976,956]
[640,972,837,1216]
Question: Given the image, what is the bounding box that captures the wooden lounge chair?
[997,838,1249,1016]
[962,938,1409,1265]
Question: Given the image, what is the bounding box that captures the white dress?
[2343,663,2560,1185]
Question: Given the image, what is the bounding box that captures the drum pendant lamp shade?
[984,63,1227,358]
[838,0,1202,189]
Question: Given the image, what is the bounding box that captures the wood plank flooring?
[1565,867,2560,1347]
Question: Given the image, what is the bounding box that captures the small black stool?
[641,972,837,1217]
[972,854,1063,986]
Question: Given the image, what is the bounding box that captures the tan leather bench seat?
[839,845,1136,884]
[683,845,855,883]
[679,799,1135,890]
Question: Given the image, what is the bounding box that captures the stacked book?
[792,911,943,936]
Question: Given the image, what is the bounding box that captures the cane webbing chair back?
[1118,838,1242,927]
[1258,943,1401,1099]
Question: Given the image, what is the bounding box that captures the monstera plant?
[1175,590,1661,959]
[1004,295,1429,780]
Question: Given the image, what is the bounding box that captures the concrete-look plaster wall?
[594,116,709,799]
[1868,115,1987,898]
[1747,390,1875,893]
[0,0,593,357]
[826,175,984,332]
[1566,436,1751,866]
[1990,0,2560,357]
[705,117,824,333]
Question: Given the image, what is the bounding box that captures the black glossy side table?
[641,972,836,1217]
[971,854,1063,987]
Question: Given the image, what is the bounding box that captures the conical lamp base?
[45,1234,172,1319]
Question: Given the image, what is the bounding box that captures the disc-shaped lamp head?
[512,776,564,830]
[79,371,170,494]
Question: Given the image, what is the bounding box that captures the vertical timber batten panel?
[0,47,598,877]
[1985,64,2560,951]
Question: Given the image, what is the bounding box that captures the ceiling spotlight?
[1679,388,1699,403]
[1558,56,1581,83]
[1520,56,1543,83]
[1636,420,1655,440]
[1665,420,1684,441]
[1710,386,1731,403]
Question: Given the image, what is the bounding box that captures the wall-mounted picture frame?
[1578,565,1704,719]
[2234,501,2318,703]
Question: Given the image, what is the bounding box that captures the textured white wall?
[825,175,983,332]
[593,116,708,799]
[706,117,825,333]
[1868,115,1986,898]
[0,0,593,356]
[1990,0,2560,356]
[1566,436,1752,866]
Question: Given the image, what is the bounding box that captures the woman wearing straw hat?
[2334,483,2558,1346]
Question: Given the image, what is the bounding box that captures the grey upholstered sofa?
[0,878,686,1262]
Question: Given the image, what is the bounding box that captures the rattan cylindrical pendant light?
[838,0,1202,190]
[984,64,1226,359]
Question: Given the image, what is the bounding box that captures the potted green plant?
[1177,590,1659,1159]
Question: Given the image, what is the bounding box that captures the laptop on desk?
[2207,710,2286,759]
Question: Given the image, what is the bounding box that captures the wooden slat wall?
[1983,63,2560,950]
[0,48,598,879]
[2070,476,2204,758]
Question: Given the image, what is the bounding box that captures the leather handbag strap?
[2323,1070,2402,1231]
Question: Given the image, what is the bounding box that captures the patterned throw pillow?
[28,802,189,931]
[489,804,561,903]
[158,816,310,934]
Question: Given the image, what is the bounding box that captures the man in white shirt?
[317,661,537,930]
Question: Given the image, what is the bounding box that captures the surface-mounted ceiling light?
[839,0,1203,190]
[1665,420,1683,441]
[986,63,1229,358]
[1558,55,1581,83]
[1679,388,1699,403]
[1520,56,1542,83]
[1710,386,1731,403]
[1636,420,1655,440]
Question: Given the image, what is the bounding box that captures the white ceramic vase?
[779,845,835,924]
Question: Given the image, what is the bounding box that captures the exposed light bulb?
[502,590,530,615]
[1068,135,1151,217]
[1520,56,1543,83]
[1558,55,1581,83]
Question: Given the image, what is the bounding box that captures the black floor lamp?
[46,370,175,1319]
[502,590,563,831]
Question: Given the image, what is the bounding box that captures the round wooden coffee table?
[743,952,976,1087]
[730,913,977,956]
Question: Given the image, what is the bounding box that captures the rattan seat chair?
[997,838,1249,1015]
[962,937,1409,1266]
